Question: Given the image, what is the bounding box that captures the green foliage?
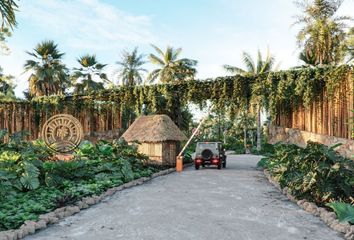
[147,44,197,83]
[224,139,245,154]
[72,54,109,94]
[294,0,350,65]
[0,66,16,100]
[260,142,354,205]
[115,47,147,86]
[251,143,275,156]
[0,0,18,30]
[0,187,63,230]
[327,202,354,224]
[0,131,53,196]
[0,134,161,231]
[2,65,352,133]
[24,40,69,97]
[0,28,11,54]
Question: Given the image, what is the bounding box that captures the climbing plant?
[0,65,352,127]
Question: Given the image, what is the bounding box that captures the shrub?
[259,142,354,206]
[224,139,245,154]
[0,133,161,231]
[327,202,354,224]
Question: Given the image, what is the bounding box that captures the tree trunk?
[256,104,262,151]
[243,127,247,151]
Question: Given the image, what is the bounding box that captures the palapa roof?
[122,114,188,143]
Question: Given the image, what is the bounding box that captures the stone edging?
[0,164,193,240]
[263,169,354,240]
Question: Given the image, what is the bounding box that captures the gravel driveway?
[26,155,343,240]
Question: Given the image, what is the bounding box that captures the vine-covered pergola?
[0,65,352,139]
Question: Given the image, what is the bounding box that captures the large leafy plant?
[0,135,159,231]
[0,131,53,197]
[327,202,354,224]
[260,142,354,205]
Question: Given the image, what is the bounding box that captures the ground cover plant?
[0,131,163,231]
[258,141,354,224]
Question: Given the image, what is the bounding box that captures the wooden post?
[176,155,183,172]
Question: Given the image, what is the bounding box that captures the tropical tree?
[346,27,354,64]
[115,47,146,86]
[0,0,18,54]
[0,66,16,100]
[0,0,17,52]
[147,45,197,83]
[72,54,109,94]
[24,40,69,97]
[0,0,18,30]
[0,27,10,54]
[224,49,277,151]
[293,0,351,65]
[237,111,256,152]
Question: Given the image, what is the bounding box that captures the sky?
[1,0,354,98]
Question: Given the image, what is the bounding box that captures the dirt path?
[26,155,343,240]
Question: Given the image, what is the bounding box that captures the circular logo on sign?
[41,114,83,153]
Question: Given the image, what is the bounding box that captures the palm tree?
[237,111,256,152]
[115,47,147,86]
[147,45,197,83]
[293,0,351,65]
[24,40,69,97]
[72,54,109,94]
[224,49,277,151]
[0,0,18,30]
[0,0,17,54]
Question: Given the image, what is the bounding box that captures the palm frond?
[242,52,256,73]
[146,69,161,83]
[149,54,165,66]
[223,65,247,75]
[150,44,165,58]
[0,0,18,30]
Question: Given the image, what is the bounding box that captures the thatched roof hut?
[122,115,187,165]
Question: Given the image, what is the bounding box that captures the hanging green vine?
[0,65,352,126]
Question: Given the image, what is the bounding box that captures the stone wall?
[269,125,354,159]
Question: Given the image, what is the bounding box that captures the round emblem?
[41,114,83,153]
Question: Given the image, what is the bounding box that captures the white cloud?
[2,0,156,97]
[20,0,155,50]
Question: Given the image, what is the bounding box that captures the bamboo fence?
[275,73,354,140]
[0,102,122,141]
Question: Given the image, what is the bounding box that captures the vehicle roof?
[197,142,222,144]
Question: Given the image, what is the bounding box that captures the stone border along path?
[0,165,186,240]
[264,170,354,240]
[18,155,347,240]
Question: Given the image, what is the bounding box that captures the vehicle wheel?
[202,164,205,167]
[195,165,200,170]
[223,161,226,168]
[217,163,222,170]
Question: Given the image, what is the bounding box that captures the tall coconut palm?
[24,40,69,97]
[0,0,18,30]
[224,49,277,151]
[72,54,109,94]
[115,47,146,86]
[147,45,197,83]
[294,0,351,65]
